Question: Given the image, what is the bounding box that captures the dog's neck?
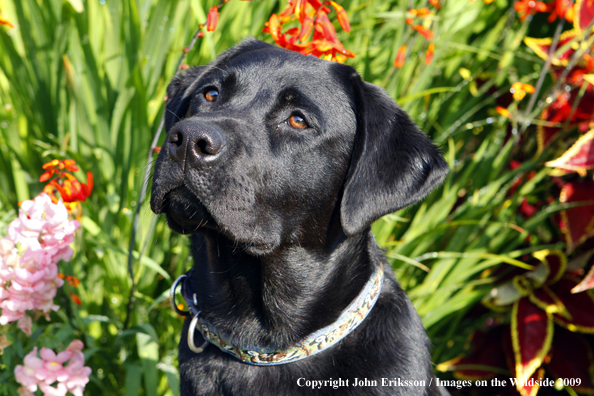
[187,228,374,349]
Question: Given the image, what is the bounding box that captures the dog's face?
[151,39,448,255]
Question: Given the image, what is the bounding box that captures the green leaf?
[65,0,84,13]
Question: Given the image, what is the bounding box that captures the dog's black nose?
[168,121,226,166]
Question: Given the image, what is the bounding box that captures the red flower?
[520,198,538,218]
[329,1,350,32]
[515,0,549,21]
[413,24,434,40]
[0,13,14,28]
[39,159,93,212]
[58,274,82,287]
[394,45,406,68]
[206,6,219,32]
[425,43,434,65]
[546,0,574,22]
[70,294,82,306]
[263,0,354,63]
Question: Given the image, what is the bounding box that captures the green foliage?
[0,0,573,394]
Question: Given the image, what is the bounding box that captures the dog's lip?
[157,185,217,233]
[167,211,207,226]
[166,212,210,233]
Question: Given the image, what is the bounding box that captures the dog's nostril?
[196,136,224,156]
[196,139,210,155]
[169,131,183,147]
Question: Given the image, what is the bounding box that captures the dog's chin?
[158,186,280,255]
[160,186,215,235]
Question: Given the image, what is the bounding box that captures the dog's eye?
[205,90,219,102]
[288,115,307,129]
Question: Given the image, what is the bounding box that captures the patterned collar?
[171,263,385,366]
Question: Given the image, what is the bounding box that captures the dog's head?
[150,39,448,255]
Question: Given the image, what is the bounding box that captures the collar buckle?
[170,275,190,316]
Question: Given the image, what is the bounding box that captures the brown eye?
[288,115,307,129]
[205,90,219,102]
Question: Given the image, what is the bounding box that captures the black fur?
[151,39,449,396]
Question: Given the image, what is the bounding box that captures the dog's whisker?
[166,107,183,122]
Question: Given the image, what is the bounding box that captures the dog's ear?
[340,78,449,237]
[165,66,206,131]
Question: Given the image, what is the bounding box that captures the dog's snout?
[168,121,226,166]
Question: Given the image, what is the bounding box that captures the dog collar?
[170,264,384,366]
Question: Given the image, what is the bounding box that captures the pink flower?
[39,382,68,396]
[17,315,32,336]
[17,386,35,396]
[14,347,44,392]
[14,340,92,396]
[38,347,72,384]
[64,352,92,396]
[0,194,79,330]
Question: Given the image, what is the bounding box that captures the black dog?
[151,39,449,396]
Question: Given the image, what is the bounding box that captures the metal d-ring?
[170,275,189,316]
[188,314,209,353]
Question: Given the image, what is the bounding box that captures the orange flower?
[206,6,219,32]
[300,10,316,40]
[53,173,93,203]
[263,0,354,63]
[329,1,350,32]
[58,274,81,287]
[413,25,434,40]
[0,13,14,28]
[429,0,441,9]
[293,0,308,22]
[40,159,79,182]
[394,45,407,68]
[548,0,573,23]
[514,0,549,21]
[70,294,82,306]
[406,17,414,25]
[425,43,435,65]
[496,106,511,118]
[416,7,431,17]
[511,82,535,101]
[39,159,93,207]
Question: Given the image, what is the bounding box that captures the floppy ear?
[164,66,206,131]
[340,79,449,237]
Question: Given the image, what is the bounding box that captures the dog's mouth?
[161,186,215,234]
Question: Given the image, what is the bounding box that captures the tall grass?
[0,0,570,395]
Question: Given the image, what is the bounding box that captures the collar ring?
[170,275,190,316]
[188,313,209,353]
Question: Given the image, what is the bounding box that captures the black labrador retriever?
[151,38,449,396]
